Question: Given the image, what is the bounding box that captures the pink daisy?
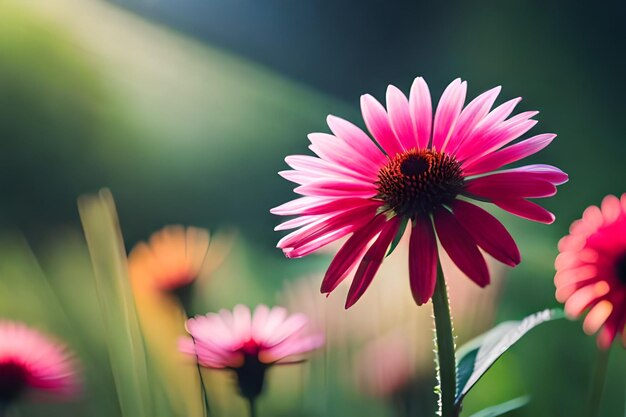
[272,77,567,308]
[179,305,323,400]
[555,194,626,349]
[0,321,79,406]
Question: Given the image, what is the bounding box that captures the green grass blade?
[78,189,154,417]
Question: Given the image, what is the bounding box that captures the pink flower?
[555,194,626,349]
[0,321,80,405]
[179,305,323,400]
[272,77,567,308]
[353,330,418,398]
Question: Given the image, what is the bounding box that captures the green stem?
[196,362,210,417]
[432,266,457,417]
[189,332,211,417]
[247,397,257,417]
[586,346,611,417]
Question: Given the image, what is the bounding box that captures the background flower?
[128,225,212,293]
[180,305,324,403]
[128,226,234,416]
[0,321,80,405]
[555,194,626,349]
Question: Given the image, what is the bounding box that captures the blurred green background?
[0,0,624,416]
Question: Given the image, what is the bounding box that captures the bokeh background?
[0,0,624,416]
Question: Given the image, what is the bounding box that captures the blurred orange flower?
[128,226,211,293]
[127,226,233,416]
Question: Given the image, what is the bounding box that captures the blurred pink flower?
[555,194,626,349]
[353,330,417,398]
[273,77,567,308]
[180,305,323,399]
[0,321,80,405]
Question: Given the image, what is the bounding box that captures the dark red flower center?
[234,340,267,402]
[376,149,464,218]
[615,251,626,286]
[241,339,261,356]
[0,361,28,404]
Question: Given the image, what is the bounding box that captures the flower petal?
[279,170,314,185]
[285,154,375,182]
[445,86,501,154]
[564,284,605,317]
[433,207,489,287]
[458,113,538,164]
[271,197,365,216]
[345,217,401,308]
[274,215,318,231]
[583,300,613,335]
[264,313,308,347]
[295,178,378,198]
[600,194,622,224]
[497,164,569,185]
[326,115,386,166]
[408,216,438,305]
[451,200,520,266]
[232,304,252,342]
[409,77,432,149]
[308,133,380,177]
[475,97,522,131]
[285,225,355,258]
[465,172,557,199]
[251,305,271,339]
[261,334,325,363]
[597,313,620,349]
[386,85,417,150]
[432,78,467,151]
[278,201,381,254]
[493,199,555,224]
[463,134,556,175]
[321,214,388,294]
[361,94,405,155]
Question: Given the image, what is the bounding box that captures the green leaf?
[455,309,565,405]
[468,396,530,417]
[78,189,155,417]
[386,217,408,257]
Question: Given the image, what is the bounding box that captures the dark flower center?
[376,149,464,218]
[234,347,268,402]
[0,361,28,404]
[615,252,626,286]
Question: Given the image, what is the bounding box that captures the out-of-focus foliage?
[0,0,346,245]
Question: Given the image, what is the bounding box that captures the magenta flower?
[555,194,626,349]
[180,305,323,401]
[272,77,567,308]
[353,330,418,398]
[0,321,79,407]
